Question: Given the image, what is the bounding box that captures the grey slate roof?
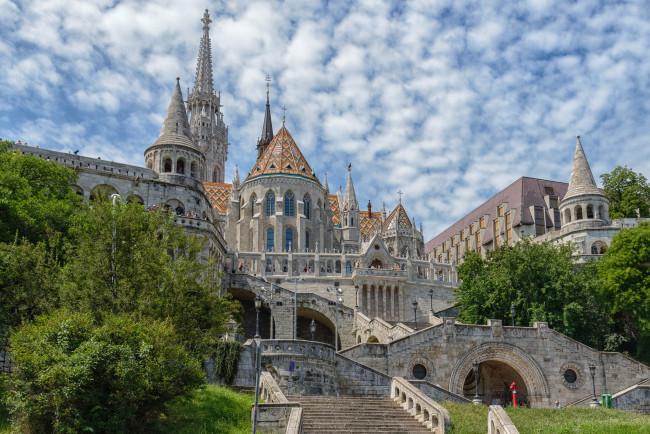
[564,136,601,200]
[152,79,196,150]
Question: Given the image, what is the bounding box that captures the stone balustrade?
[391,377,451,433]
[488,405,519,434]
[256,371,304,433]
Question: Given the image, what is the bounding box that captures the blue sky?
[2,0,650,241]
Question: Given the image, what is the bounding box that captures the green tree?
[455,239,606,348]
[600,166,650,219]
[0,140,82,244]
[7,310,204,433]
[597,221,650,361]
[58,198,239,356]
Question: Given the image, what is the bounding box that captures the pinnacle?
[343,167,358,208]
[152,79,195,149]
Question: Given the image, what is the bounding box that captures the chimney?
[368,200,372,218]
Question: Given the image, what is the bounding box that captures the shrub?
[213,341,244,384]
[7,310,204,433]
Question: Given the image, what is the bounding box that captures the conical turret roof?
[383,203,412,231]
[152,78,196,149]
[246,126,320,184]
[564,136,601,200]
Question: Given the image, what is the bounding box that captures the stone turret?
[145,78,205,189]
[559,136,609,231]
[341,167,361,252]
[187,9,229,183]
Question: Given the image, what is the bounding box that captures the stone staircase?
[288,395,432,433]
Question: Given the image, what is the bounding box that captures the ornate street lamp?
[428,288,434,313]
[310,319,316,341]
[510,303,515,327]
[473,360,481,405]
[589,362,598,407]
[254,295,262,339]
[354,284,360,312]
[412,300,419,330]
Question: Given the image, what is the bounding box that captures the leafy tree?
[597,221,650,362]
[0,237,62,329]
[7,310,204,433]
[600,166,650,219]
[455,239,606,348]
[58,198,240,356]
[0,140,82,244]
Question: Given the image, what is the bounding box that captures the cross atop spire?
[397,190,403,204]
[265,74,271,95]
[282,106,287,126]
[201,9,211,30]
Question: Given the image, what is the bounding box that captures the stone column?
[381,285,387,319]
[385,286,392,321]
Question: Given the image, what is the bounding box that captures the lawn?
[440,401,650,434]
[149,385,255,433]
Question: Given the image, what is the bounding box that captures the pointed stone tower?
[559,136,609,231]
[187,9,229,183]
[256,76,274,159]
[341,166,361,252]
[145,78,206,189]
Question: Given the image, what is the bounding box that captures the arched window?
[285,228,293,252]
[587,204,594,219]
[266,192,275,216]
[176,158,185,174]
[190,161,197,178]
[267,228,274,252]
[250,194,257,217]
[285,192,295,216]
[163,158,172,173]
[305,230,310,250]
[565,209,571,223]
[576,205,583,220]
[303,194,311,219]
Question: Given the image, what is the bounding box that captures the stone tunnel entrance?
[228,287,272,339]
[462,360,529,406]
[297,307,336,348]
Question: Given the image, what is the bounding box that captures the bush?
[213,341,243,384]
[7,311,204,433]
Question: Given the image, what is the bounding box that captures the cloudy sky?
[2,0,650,240]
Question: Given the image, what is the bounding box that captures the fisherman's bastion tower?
[10,10,649,417]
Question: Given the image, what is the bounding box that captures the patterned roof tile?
[383,203,412,231]
[203,182,232,217]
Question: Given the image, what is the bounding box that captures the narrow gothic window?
[303,194,311,219]
[266,192,275,216]
[305,230,309,250]
[285,228,293,252]
[285,192,295,216]
[267,228,274,252]
[250,194,257,217]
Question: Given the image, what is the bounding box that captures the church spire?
[194,9,214,95]
[564,135,601,200]
[257,75,274,158]
[343,165,358,210]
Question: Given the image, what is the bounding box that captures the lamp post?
[354,284,360,312]
[510,303,515,327]
[285,277,304,340]
[589,362,598,407]
[472,360,481,405]
[428,288,434,313]
[262,277,275,339]
[412,300,419,330]
[110,194,122,287]
[310,319,316,341]
[328,286,343,350]
[252,295,263,433]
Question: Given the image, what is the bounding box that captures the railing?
[352,268,407,278]
[256,371,303,433]
[391,377,451,433]
[488,405,519,434]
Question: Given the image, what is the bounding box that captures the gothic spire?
[564,135,601,200]
[257,75,274,158]
[323,173,329,192]
[193,9,214,95]
[343,165,358,209]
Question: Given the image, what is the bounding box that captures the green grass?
[506,406,650,433]
[149,385,254,434]
[440,401,650,434]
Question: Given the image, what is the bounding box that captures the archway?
[449,343,549,407]
[462,360,529,406]
[370,258,383,269]
[297,307,336,346]
[227,287,271,339]
[367,336,379,343]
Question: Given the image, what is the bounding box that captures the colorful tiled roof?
[329,194,341,226]
[384,203,412,231]
[204,182,232,216]
[245,126,320,184]
[361,211,382,238]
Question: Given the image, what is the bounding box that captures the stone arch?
[586,204,594,219]
[90,184,118,201]
[297,306,337,346]
[591,240,607,255]
[575,205,583,220]
[564,208,571,224]
[126,194,144,205]
[190,161,198,178]
[250,193,257,217]
[70,184,84,197]
[176,157,185,174]
[165,198,185,215]
[367,336,379,343]
[449,342,549,406]
[163,157,173,173]
[146,159,153,170]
